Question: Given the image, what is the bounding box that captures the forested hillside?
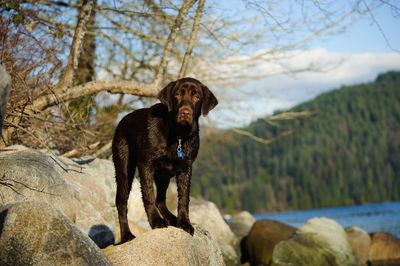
[192,71,400,214]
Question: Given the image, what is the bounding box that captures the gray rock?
[190,198,239,265]
[123,192,238,265]
[231,210,255,226]
[190,198,235,243]
[78,156,116,206]
[63,166,116,248]
[271,217,357,266]
[345,226,371,266]
[229,211,256,239]
[0,65,11,136]
[105,225,224,266]
[229,222,252,240]
[0,147,116,248]
[0,201,112,265]
[0,149,77,221]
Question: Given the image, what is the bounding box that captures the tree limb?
[232,128,293,145]
[154,0,196,86]
[33,80,159,110]
[54,0,94,93]
[178,0,205,79]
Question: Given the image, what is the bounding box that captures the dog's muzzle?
[177,106,193,124]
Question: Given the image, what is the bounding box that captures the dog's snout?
[177,106,193,124]
[180,107,192,116]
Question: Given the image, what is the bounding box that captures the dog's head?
[158,78,218,129]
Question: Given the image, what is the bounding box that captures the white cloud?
[262,48,400,90]
[208,48,400,128]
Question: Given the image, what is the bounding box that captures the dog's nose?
[179,106,193,116]
[182,108,191,116]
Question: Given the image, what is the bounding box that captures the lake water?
[253,201,400,238]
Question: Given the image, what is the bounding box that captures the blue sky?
[309,3,399,53]
[206,1,400,128]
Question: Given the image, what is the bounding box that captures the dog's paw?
[165,214,178,226]
[151,217,169,229]
[178,220,194,236]
[120,231,135,244]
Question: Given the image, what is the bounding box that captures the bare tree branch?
[360,0,399,52]
[230,109,317,144]
[232,128,293,145]
[54,0,94,93]
[265,110,318,121]
[33,80,159,110]
[178,0,205,79]
[154,0,196,86]
[29,0,196,111]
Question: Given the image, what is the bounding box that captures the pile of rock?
[231,215,400,266]
[0,146,237,265]
[1,146,399,265]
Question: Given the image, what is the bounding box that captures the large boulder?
[63,164,116,248]
[230,210,255,225]
[0,64,11,136]
[78,156,116,207]
[271,217,357,266]
[345,226,371,266]
[189,198,239,265]
[75,156,157,240]
[0,201,112,265]
[0,148,77,221]
[124,183,239,265]
[116,177,179,232]
[228,210,255,239]
[245,219,296,265]
[127,178,149,228]
[368,232,400,266]
[0,147,116,248]
[105,225,224,266]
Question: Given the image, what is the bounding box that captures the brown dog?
[112,78,218,243]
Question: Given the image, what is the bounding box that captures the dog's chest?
[149,139,194,173]
[164,140,191,162]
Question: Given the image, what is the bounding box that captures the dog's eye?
[175,90,184,97]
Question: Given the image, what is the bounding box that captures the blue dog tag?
[177,138,184,158]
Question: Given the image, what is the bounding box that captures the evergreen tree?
[193,71,400,214]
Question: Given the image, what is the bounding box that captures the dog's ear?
[158,81,176,111]
[201,85,218,116]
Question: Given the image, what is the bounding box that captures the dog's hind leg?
[113,136,135,243]
[138,165,169,229]
[155,174,177,226]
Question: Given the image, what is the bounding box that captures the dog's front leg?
[138,165,168,229]
[176,167,194,235]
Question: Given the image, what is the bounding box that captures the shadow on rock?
[89,224,115,249]
[73,157,96,165]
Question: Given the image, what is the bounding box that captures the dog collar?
[177,137,184,158]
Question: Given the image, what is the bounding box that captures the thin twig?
[232,128,292,145]
[0,175,57,196]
